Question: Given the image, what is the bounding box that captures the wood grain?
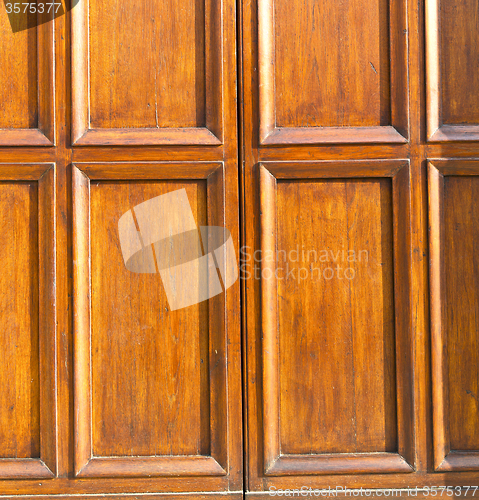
[73,163,231,478]
[0,9,54,146]
[258,0,408,144]
[0,0,241,492]
[258,161,413,476]
[0,164,56,479]
[90,179,209,459]
[426,0,479,141]
[71,0,223,145]
[6,0,479,493]
[429,160,479,472]
[0,181,40,460]
[0,8,37,130]
[274,0,389,128]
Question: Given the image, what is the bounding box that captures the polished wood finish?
[259,161,413,476]
[0,12,55,145]
[0,0,240,495]
[426,0,479,141]
[2,0,479,496]
[242,0,479,493]
[0,164,56,479]
[71,0,224,145]
[429,160,479,471]
[73,162,230,479]
[258,0,408,144]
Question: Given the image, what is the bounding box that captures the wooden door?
[2,0,479,498]
[0,0,241,498]
[241,0,479,495]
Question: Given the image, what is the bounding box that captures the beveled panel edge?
[0,460,54,480]
[76,456,227,479]
[71,0,224,146]
[260,159,408,179]
[73,128,223,147]
[428,159,479,472]
[206,163,229,472]
[72,161,224,180]
[258,0,409,146]
[0,164,57,478]
[72,162,231,478]
[266,454,413,476]
[261,127,408,146]
[72,166,92,477]
[259,160,415,476]
[391,163,415,468]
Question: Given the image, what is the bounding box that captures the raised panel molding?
[0,19,55,146]
[72,162,231,478]
[259,160,414,475]
[426,0,479,141]
[0,164,56,478]
[429,160,479,471]
[71,1,224,146]
[258,0,409,145]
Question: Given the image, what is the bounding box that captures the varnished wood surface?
[426,0,479,141]
[0,181,40,460]
[429,160,479,472]
[0,10,37,130]
[0,0,240,493]
[89,0,205,130]
[0,164,56,479]
[440,0,479,127]
[258,162,414,477]
[72,0,224,145]
[273,0,389,128]
[444,177,479,453]
[83,176,214,471]
[247,492,479,500]
[259,0,408,144]
[276,178,396,456]
[0,8,55,145]
[72,161,230,477]
[242,0,479,493]
[1,0,479,496]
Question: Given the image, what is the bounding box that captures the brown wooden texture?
[0,0,240,494]
[429,160,479,472]
[0,164,56,479]
[426,0,479,141]
[276,178,396,457]
[258,0,408,144]
[258,161,413,476]
[3,0,479,496]
[242,0,479,493]
[73,163,233,479]
[71,0,224,145]
[0,9,55,145]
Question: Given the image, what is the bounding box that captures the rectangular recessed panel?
[274,0,390,128]
[0,12,38,129]
[444,176,479,451]
[0,182,40,459]
[90,181,210,458]
[440,0,479,126]
[89,0,205,130]
[276,178,397,455]
[73,0,225,145]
